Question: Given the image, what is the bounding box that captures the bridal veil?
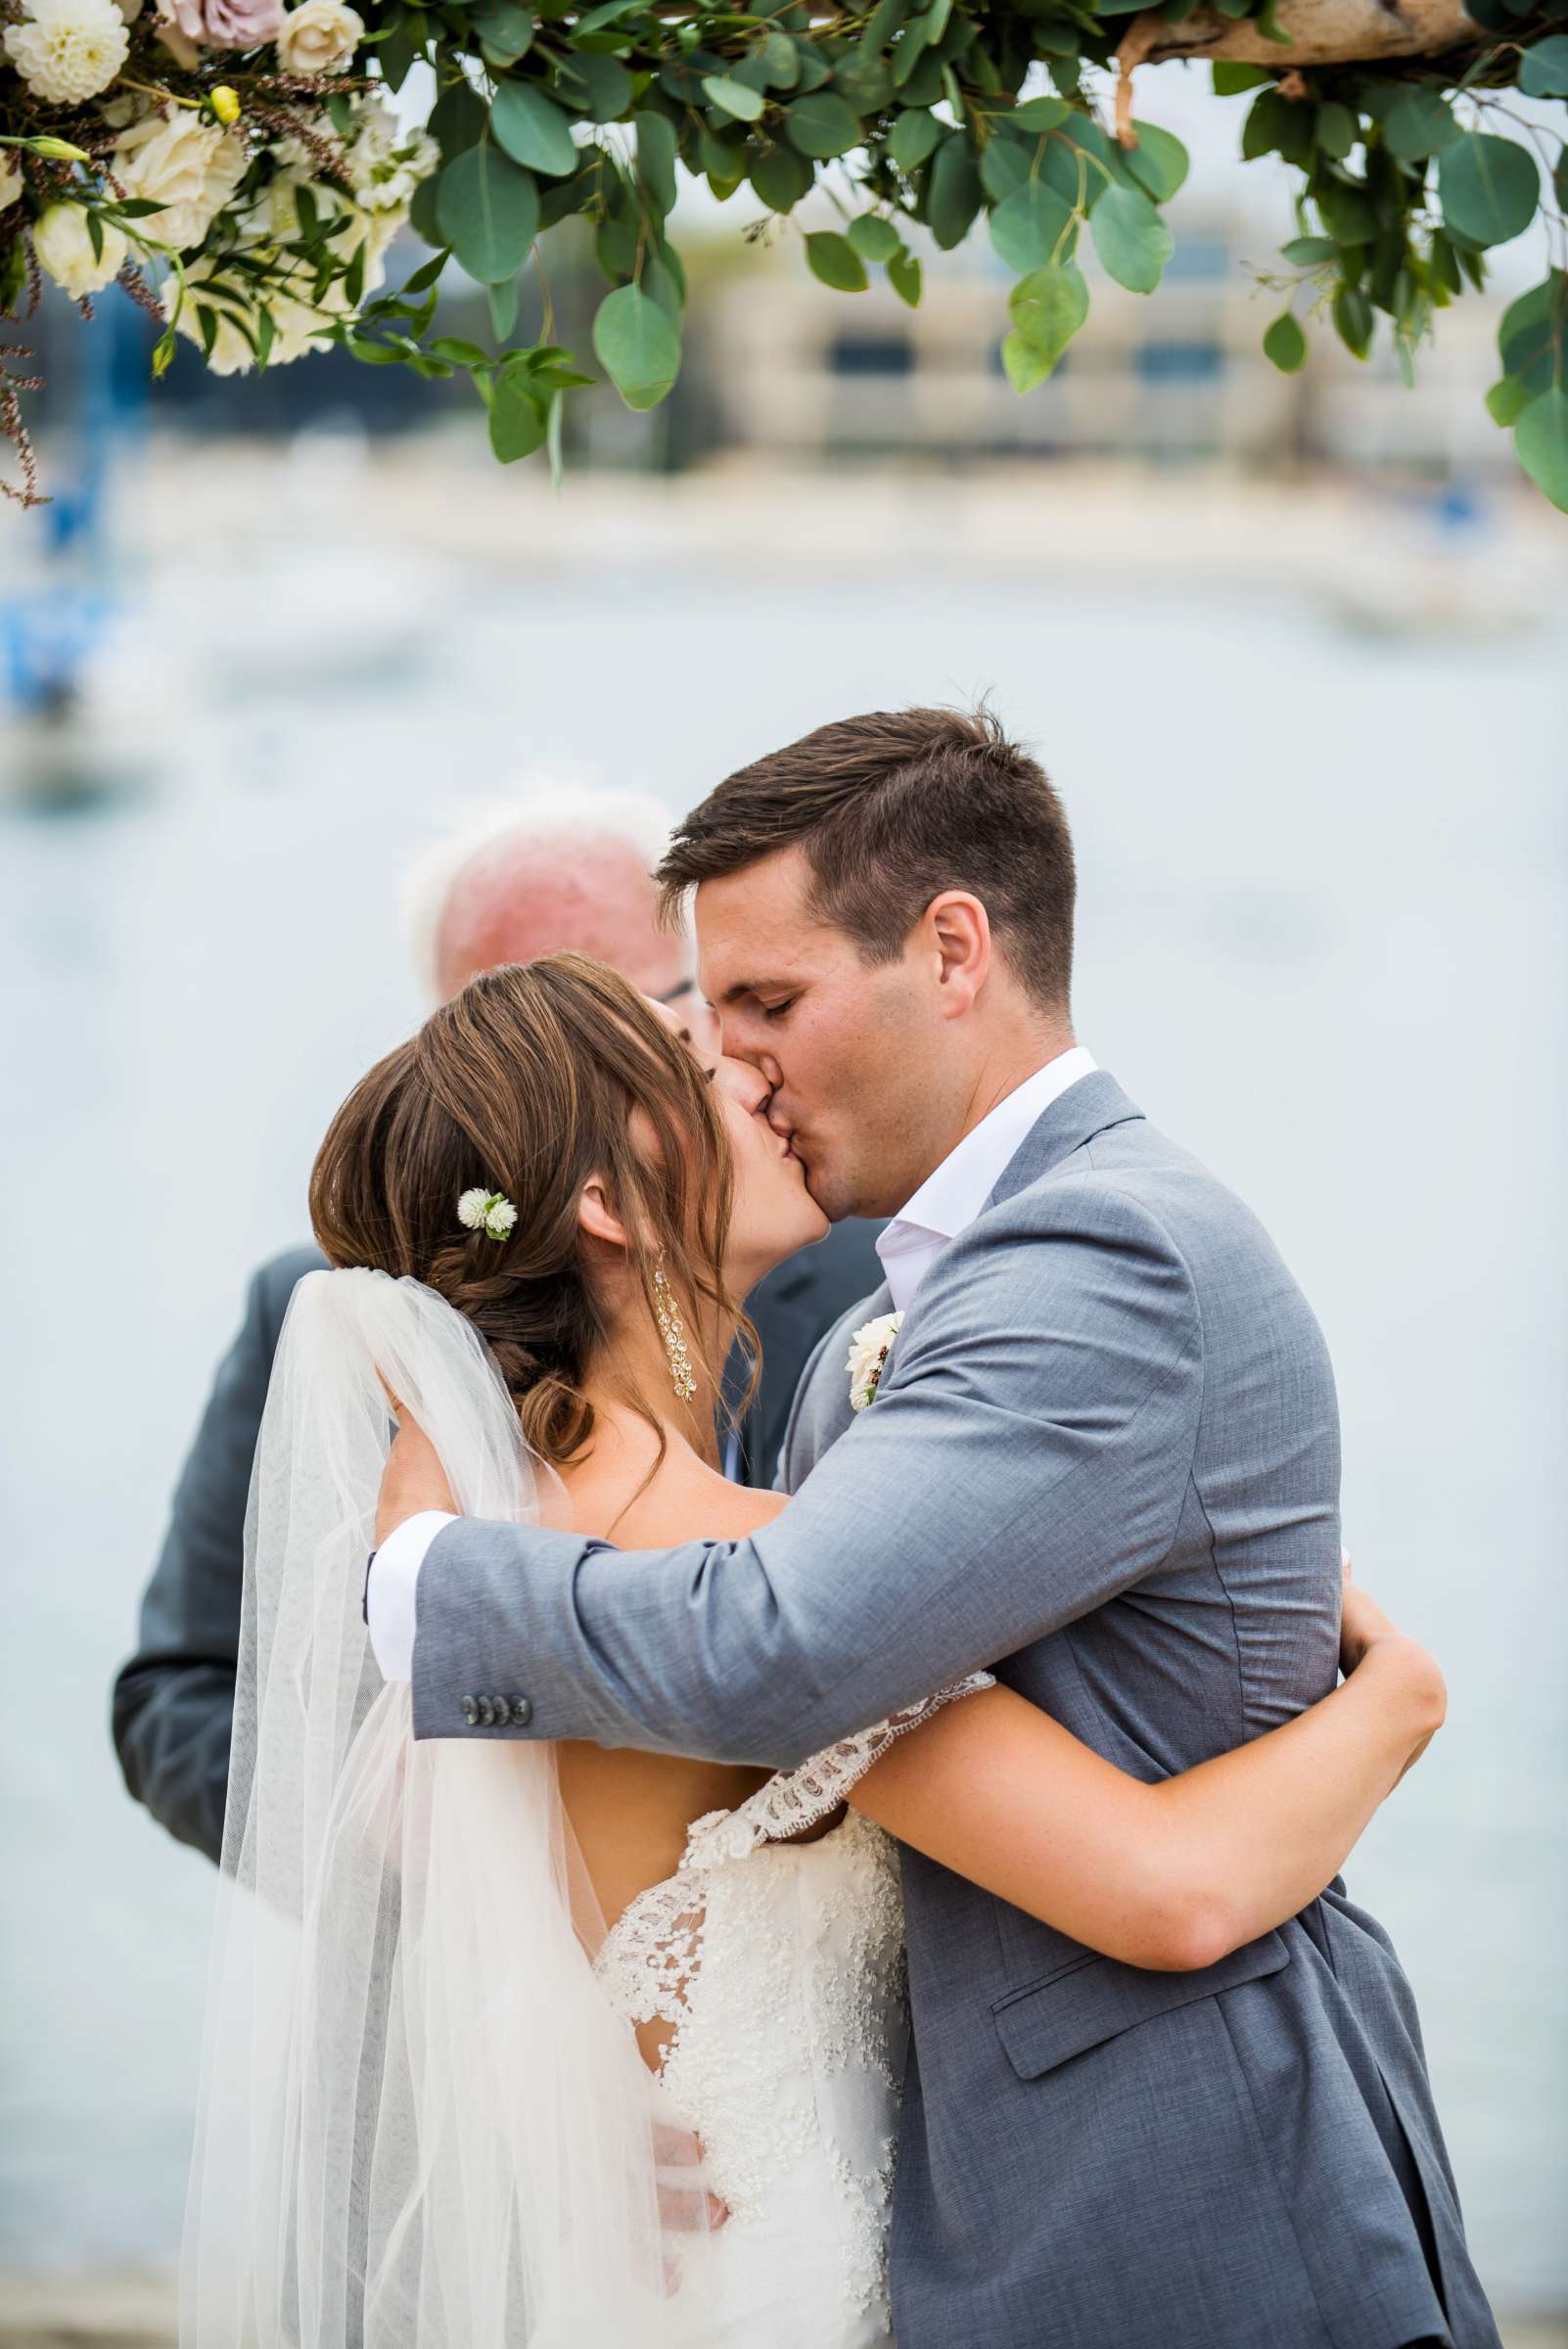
[180,1267,712,2348]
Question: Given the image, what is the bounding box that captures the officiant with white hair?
[113,782,883,1862]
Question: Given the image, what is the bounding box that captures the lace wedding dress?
[595,1681,992,2348]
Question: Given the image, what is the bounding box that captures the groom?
[368,708,1497,2349]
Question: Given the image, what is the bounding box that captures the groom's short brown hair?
[659,705,1076,1011]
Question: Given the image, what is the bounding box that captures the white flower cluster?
[847,1312,902,1411]
[151,96,438,377]
[112,108,248,250]
[340,94,439,214]
[3,0,129,105]
[457,1188,520,1243]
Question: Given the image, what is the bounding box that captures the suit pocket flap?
[991,1931,1290,2081]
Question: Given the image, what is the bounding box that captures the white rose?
[112,110,248,251]
[32,201,129,297]
[846,1311,901,1409]
[274,0,362,75]
[3,0,130,104]
[0,155,23,213]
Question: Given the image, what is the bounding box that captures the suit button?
[509,1696,532,1727]
[460,1695,480,1727]
[475,1696,496,1726]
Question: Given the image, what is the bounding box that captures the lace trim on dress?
[593,1672,995,2038]
[683,1672,996,1871]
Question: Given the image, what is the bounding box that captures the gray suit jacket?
[409,1073,1498,2349]
[111,1224,881,1863]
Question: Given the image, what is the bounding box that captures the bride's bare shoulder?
[605,1457,788,1549]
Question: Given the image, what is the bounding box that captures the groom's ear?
[925,891,992,1019]
[576,1176,629,1253]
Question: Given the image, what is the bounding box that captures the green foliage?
[10,0,1560,511]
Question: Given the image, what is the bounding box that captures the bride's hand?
[375,1407,457,1548]
[1338,1554,1447,1785]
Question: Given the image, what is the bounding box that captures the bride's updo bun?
[309,953,743,1467]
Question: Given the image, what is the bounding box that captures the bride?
[182,952,1446,2349]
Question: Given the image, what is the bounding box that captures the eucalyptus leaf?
[1484,374,1529,426]
[1007,255,1088,372]
[1089,182,1173,294]
[1263,309,1308,371]
[990,178,1076,273]
[848,213,903,262]
[1514,386,1568,510]
[489,375,548,461]
[1315,179,1376,245]
[1280,235,1337,265]
[1438,131,1540,249]
[487,273,520,341]
[806,230,870,291]
[491,80,577,176]
[703,72,765,120]
[980,136,1031,204]
[637,110,679,212]
[1332,283,1374,357]
[1002,330,1054,394]
[750,141,813,211]
[784,90,860,159]
[471,0,534,62]
[1315,103,1358,161]
[1010,96,1072,129]
[437,145,539,283]
[888,108,941,169]
[430,79,487,161]
[555,50,633,121]
[760,29,799,85]
[1123,120,1189,203]
[592,281,681,408]
[925,132,982,248]
[887,246,922,305]
[1519,33,1568,95]
[1382,85,1457,161]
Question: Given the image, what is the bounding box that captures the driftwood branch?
[1115,0,1485,139]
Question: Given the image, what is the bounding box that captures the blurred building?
[701,210,1506,481]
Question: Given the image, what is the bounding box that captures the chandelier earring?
[653,1259,698,1405]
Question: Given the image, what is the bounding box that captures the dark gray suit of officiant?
[404,1073,1498,2349]
[111,1221,882,1862]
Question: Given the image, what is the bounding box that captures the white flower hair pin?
[847,1312,902,1411]
[457,1187,518,1243]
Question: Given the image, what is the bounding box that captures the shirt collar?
[875,1045,1097,1308]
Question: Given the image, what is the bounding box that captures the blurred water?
[2,509,1565,2310]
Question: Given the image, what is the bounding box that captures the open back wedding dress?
[180,1267,987,2348]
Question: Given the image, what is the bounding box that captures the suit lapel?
[983,1070,1145,1214]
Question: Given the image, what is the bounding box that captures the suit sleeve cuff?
[366,1510,455,1681]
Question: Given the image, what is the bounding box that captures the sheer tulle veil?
[180,1267,713,2348]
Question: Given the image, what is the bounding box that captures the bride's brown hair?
[308,953,753,1468]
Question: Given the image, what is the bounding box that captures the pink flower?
[161,0,284,51]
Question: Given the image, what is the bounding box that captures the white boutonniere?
[847,1312,902,1412]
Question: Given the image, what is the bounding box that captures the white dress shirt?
[874,1044,1097,1314]
[367,1043,1096,1683]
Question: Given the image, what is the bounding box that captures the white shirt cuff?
[366,1510,456,1682]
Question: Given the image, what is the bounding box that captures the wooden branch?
[1115,0,1485,139]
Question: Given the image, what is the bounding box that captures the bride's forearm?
[850,1635,1445,1973]
[1134,1632,1446,1965]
